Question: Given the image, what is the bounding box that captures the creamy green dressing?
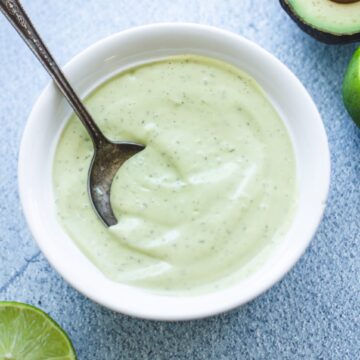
[53,55,297,294]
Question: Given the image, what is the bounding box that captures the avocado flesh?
[281,0,360,44]
[343,48,360,128]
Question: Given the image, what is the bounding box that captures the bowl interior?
[19,24,330,320]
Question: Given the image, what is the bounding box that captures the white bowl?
[18,23,330,320]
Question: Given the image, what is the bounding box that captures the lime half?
[0,302,77,360]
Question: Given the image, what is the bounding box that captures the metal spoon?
[0,0,145,226]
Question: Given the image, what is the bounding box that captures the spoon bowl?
[89,141,144,226]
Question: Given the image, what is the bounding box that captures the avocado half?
[280,0,360,44]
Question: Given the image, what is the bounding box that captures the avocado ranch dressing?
[53,55,297,294]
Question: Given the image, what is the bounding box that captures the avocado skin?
[280,0,360,44]
[343,48,360,128]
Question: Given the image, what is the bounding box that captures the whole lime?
[343,47,360,128]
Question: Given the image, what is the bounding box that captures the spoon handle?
[0,0,106,145]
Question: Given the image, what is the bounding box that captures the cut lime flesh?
[0,302,77,360]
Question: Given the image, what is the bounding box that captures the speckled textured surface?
[0,0,359,359]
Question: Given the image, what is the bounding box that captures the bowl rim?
[18,22,330,321]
